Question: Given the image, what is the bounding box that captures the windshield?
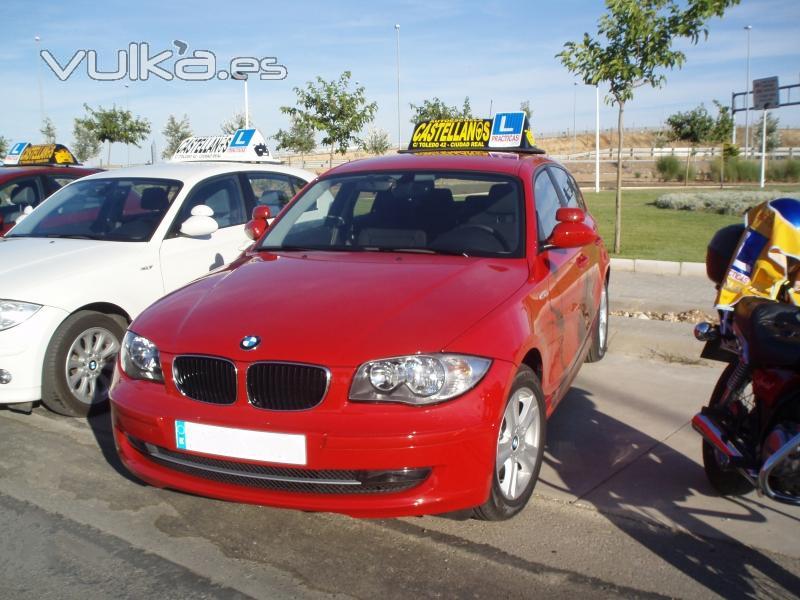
[259,171,524,257]
[7,178,182,241]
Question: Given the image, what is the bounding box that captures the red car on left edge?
[110,113,610,520]
[1,142,101,234]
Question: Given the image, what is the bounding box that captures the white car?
[0,130,314,416]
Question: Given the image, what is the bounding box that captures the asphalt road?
[1,352,798,600]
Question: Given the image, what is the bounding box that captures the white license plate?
[175,420,306,465]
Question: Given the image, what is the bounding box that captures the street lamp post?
[395,24,401,149]
[35,35,44,128]
[124,84,130,166]
[744,25,752,158]
[232,71,249,128]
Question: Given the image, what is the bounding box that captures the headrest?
[10,182,37,205]
[141,187,169,211]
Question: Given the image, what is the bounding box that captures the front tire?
[702,363,756,496]
[474,365,546,521]
[586,281,608,363]
[41,311,125,417]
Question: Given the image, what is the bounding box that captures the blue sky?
[2,0,799,164]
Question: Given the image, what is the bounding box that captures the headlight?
[350,354,491,405]
[120,331,163,382]
[0,300,41,331]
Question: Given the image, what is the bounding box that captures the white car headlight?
[350,354,491,405]
[120,331,163,382]
[0,300,42,331]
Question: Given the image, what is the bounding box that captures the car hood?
[134,251,529,367]
[0,236,148,307]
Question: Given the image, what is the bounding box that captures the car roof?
[322,152,554,178]
[77,161,315,187]
[0,165,100,181]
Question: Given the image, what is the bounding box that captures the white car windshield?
[259,171,524,258]
[7,178,182,242]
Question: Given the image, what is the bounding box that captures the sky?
[1,0,799,165]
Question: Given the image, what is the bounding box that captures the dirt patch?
[611,309,715,323]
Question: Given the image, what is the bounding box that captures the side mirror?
[14,205,34,224]
[180,204,218,237]
[543,221,597,250]
[244,205,271,241]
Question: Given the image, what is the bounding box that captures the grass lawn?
[583,186,799,262]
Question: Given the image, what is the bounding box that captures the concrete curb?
[611,257,705,277]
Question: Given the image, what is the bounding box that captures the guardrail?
[551,147,800,161]
[275,147,800,168]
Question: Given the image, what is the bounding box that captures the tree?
[557,0,739,253]
[0,136,8,156]
[78,104,151,165]
[666,104,714,185]
[408,96,473,124]
[273,116,317,166]
[707,101,735,187]
[281,71,378,167]
[72,116,102,163]
[359,127,391,155]
[40,117,57,143]
[221,112,251,135]
[752,113,780,153]
[162,114,193,159]
[519,100,531,120]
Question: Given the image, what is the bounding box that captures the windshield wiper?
[258,245,365,253]
[363,247,472,257]
[42,233,102,240]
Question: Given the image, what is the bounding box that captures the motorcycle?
[692,198,800,506]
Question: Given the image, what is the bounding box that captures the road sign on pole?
[752,76,780,110]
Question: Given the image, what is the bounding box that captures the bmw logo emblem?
[240,335,261,350]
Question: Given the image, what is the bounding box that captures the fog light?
[0,369,11,384]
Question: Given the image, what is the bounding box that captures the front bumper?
[110,358,516,518]
[0,305,69,404]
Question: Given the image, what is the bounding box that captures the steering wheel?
[449,224,509,252]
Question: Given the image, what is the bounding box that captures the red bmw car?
[110,128,610,520]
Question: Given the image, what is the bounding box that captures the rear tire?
[41,311,125,417]
[586,281,608,363]
[474,365,546,521]
[702,363,756,496]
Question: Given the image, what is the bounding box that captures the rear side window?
[549,167,585,210]
[46,174,80,194]
[246,173,294,215]
[533,171,561,241]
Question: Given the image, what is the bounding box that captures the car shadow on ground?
[84,407,145,486]
[542,386,800,598]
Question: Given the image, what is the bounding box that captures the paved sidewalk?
[607,270,717,361]
[609,270,715,314]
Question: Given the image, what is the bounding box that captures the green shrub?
[655,156,681,181]
[733,159,760,182]
[655,190,799,215]
[785,159,800,182]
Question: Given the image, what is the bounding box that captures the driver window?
[533,170,560,242]
[174,176,245,232]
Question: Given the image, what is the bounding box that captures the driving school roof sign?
[172,128,278,163]
[3,142,78,166]
[407,112,543,153]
